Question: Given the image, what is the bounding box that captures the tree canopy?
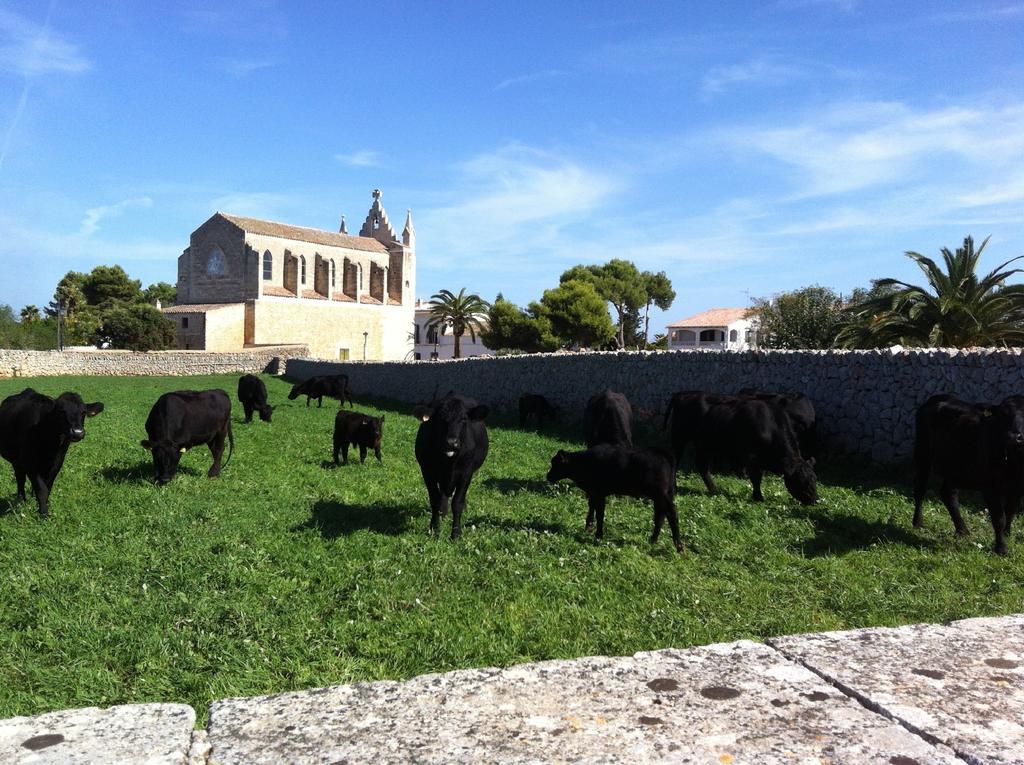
[426,288,490,358]
[749,285,844,350]
[538,280,616,349]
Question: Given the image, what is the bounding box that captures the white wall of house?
[667,318,757,351]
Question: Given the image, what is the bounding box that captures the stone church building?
[165,189,415,360]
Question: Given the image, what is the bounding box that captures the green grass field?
[1,373,1022,724]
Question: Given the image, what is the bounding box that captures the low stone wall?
[0,345,309,378]
[288,347,1024,464]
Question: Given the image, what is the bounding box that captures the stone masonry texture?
[289,346,1024,465]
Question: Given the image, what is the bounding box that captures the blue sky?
[1,1,1022,330]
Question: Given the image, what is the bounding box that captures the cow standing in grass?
[142,390,233,485]
[913,393,1024,555]
[414,393,489,539]
[737,388,817,458]
[663,391,733,465]
[547,445,683,553]
[0,388,104,517]
[519,393,558,431]
[584,389,633,448]
[237,374,273,423]
[333,411,385,465]
[288,375,353,408]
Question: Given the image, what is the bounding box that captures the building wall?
[0,345,308,378]
[287,347,1024,465]
[180,216,249,304]
[203,304,247,351]
[171,311,207,350]
[250,298,413,360]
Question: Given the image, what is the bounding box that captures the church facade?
[166,189,416,360]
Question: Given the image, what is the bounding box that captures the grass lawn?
[1,373,1022,724]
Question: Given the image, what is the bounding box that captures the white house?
[412,300,492,360]
[666,307,757,351]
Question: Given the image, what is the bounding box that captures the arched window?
[299,255,306,285]
[357,263,364,291]
[330,260,336,288]
[383,266,389,299]
[699,329,724,342]
[207,246,226,276]
[672,329,696,345]
[426,324,439,344]
[729,329,738,342]
[262,250,272,280]
[414,323,421,344]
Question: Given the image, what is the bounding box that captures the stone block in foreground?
[771,614,1024,765]
[207,640,957,764]
[0,702,194,764]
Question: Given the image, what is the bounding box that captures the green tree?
[426,288,490,359]
[95,304,176,351]
[480,296,558,353]
[82,265,143,307]
[640,270,676,347]
[143,281,177,306]
[20,305,40,323]
[538,280,616,348]
[836,236,1024,348]
[46,271,88,318]
[0,305,58,349]
[750,285,844,349]
[560,259,646,349]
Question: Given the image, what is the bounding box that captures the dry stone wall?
[289,347,1024,465]
[0,345,308,379]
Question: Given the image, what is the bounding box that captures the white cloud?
[495,69,568,91]
[334,150,381,168]
[209,192,292,219]
[0,8,91,77]
[701,60,804,95]
[221,58,275,77]
[79,197,153,236]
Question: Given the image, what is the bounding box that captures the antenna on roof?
[339,214,347,234]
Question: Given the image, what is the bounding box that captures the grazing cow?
[237,374,273,423]
[414,393,489,539]
[695,398,818,505]
[547,445,683,553]
[663,391,735,464]
[584,389,633,448]
[141,389,234,485]
[287,374,353,408]
[913,394,1024,554]
[333,410,385,465]
[519,393,558,430]
[0,388,103,517]
[738,388,817,457]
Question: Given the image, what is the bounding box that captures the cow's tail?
[223,422,235,469]
[662,395,674,431]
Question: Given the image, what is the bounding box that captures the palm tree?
[426,288,489,359]
[836,236,1024,348]
[20,305,40,323]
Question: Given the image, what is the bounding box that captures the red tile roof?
[218,213,389,254]
[667,307,751,328]
[262,285,296,297]
[301,290,327,300]
[359,295,382,305]
[162,303,242,313]
[332,293,356,302]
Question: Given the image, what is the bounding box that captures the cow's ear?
[413,405,431,422]
[179,447,187,454]
[362,419,370,426]
[85,402,104,417]
[468,404,489,421]
[140,440,152,450]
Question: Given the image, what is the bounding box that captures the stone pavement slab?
[0,702,195,764]
[206,640,958,765]
[771,614,1024,765]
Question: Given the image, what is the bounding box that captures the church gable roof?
[217,213,388,254]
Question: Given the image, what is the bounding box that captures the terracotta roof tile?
[161,303,242,313]
[301,290,327,300]
[262,285,296,297]
[388,297,402,306]
[667,307,751,328]
[359,295,383,305]
[332,293,356,302]
[219,213,389,254]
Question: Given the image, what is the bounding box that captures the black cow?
[333,410,385,465]
[414,393,489,539]
[695,398,818,505]
[584,389,633,447]
[0,388,103,517]
[288,375,353,408]
[913,394,1024,554]
[547,445,683,553]
[663,391,735,464]
[141,389,234,485]
[738,388,817,457]
[237,374,273,423]
[519,393,558,430]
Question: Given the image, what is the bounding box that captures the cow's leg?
[748,462,765,502]
[1005,492,1020,537]
[208,431,226,478]
[374,446,382,463]
[984,489,1009,555]
[696,447,717,495]
[939,481,969,536]
[317,396,323,408]
[243,403,253,423]
[340,442,350,465]
[912,464,929,528]
[450,480,472,540]
[14,467,27,502]
[30,473,49,518]
[332,439,341,465]
[585,494,597,531]
[420,467,444,533]
[651,494,684,553]
[359,445,367,464]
